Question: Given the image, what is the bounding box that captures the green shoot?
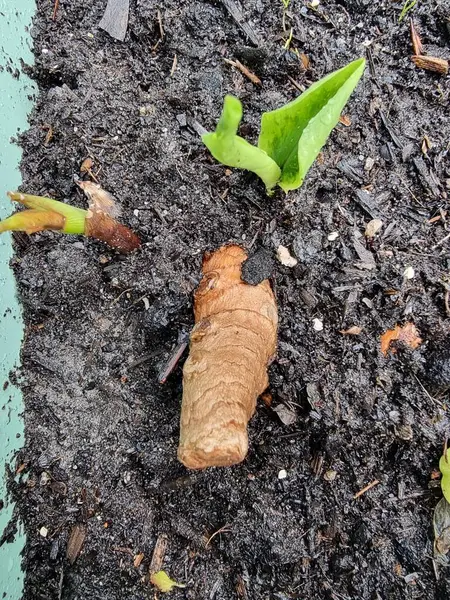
[281,0,291,8]
[398,0,417,22]
[440,442,450,504]
[202,95,281,192]
[0,190,140,253]
[203,57,366,194]
[283,28,294,50]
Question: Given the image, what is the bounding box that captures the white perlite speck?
[313,318,324,331]
[276,245,298,267]
[278,469,287,480]
[403,266,415,280]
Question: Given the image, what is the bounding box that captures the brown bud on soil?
[178,245,278,469]
[85,211,141,253]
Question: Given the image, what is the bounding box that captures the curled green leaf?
[202,95,281,192]
[258,57,366,192]
[202,58,365,194]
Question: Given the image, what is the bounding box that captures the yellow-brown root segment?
[178,244,278,469]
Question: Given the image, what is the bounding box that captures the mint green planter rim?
[0,1,36,597]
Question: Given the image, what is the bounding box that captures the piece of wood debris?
[52,0,60,21]
[410,20,423,55]
[380,322,422,356]
[99,0,130,42]
[170,54,178,76]
[220,0,261,46]
[224,58,261,85]
[66,523,86,564]
[340,326,362,335]
[339,114,352,127]
[149,534,168,575]
[133,552,144,568]
[412,55,449,75]
[353,479,380,499]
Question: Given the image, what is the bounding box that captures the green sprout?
[398,0,417,22]
[202,57,366,194]
[0,187,140,253]
[440,442,450,504]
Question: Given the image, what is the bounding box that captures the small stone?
[39,526,48,538]
[403,266,415,280]
[278,469,287,480]
[395,424,413,441]
[276,245,298,267]
[40,471,51,486]
[327,232,339,241]
[324,469,337,482]
[364,156,375,171]
[365,219,383,238]
[312,318,323,331]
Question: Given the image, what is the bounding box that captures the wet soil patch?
[4,1,450,598]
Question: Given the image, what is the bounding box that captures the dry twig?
[224,58,261,85]
[353,479,380,499]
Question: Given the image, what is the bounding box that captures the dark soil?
[4,0,450,598]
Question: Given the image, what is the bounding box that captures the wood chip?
[410,20,423,56]
[133,552,144,568]
[66,523,86,564]
[299,53,310,70]
[339,114,352,127]
[412,55,449,75]
[224,58,261,85]
[340,326,362,335]
[149,534,168,575]
[353,479,380,499]
[380,322,422,356]
[170,54,178,76]
[99,0,130,42]
[220,0,261,46]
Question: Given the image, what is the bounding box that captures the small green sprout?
[202,57,366,193]
[398,0,417,23]
[440,441,450,504]
[0,185,140,253]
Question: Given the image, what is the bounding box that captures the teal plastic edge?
[0,1,36,597]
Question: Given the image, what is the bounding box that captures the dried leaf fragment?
[380,322,422,356]
[410,20,423,56]
[66,523,87,564]
[150,571,186,593]
[412,55,449,75]
[340,326,362,335]
[433,497,450,557]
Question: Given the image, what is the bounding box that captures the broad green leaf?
[150,570,186,593]
[258,58,365,192]
[440,447,450,504]
[202,95,281,192]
